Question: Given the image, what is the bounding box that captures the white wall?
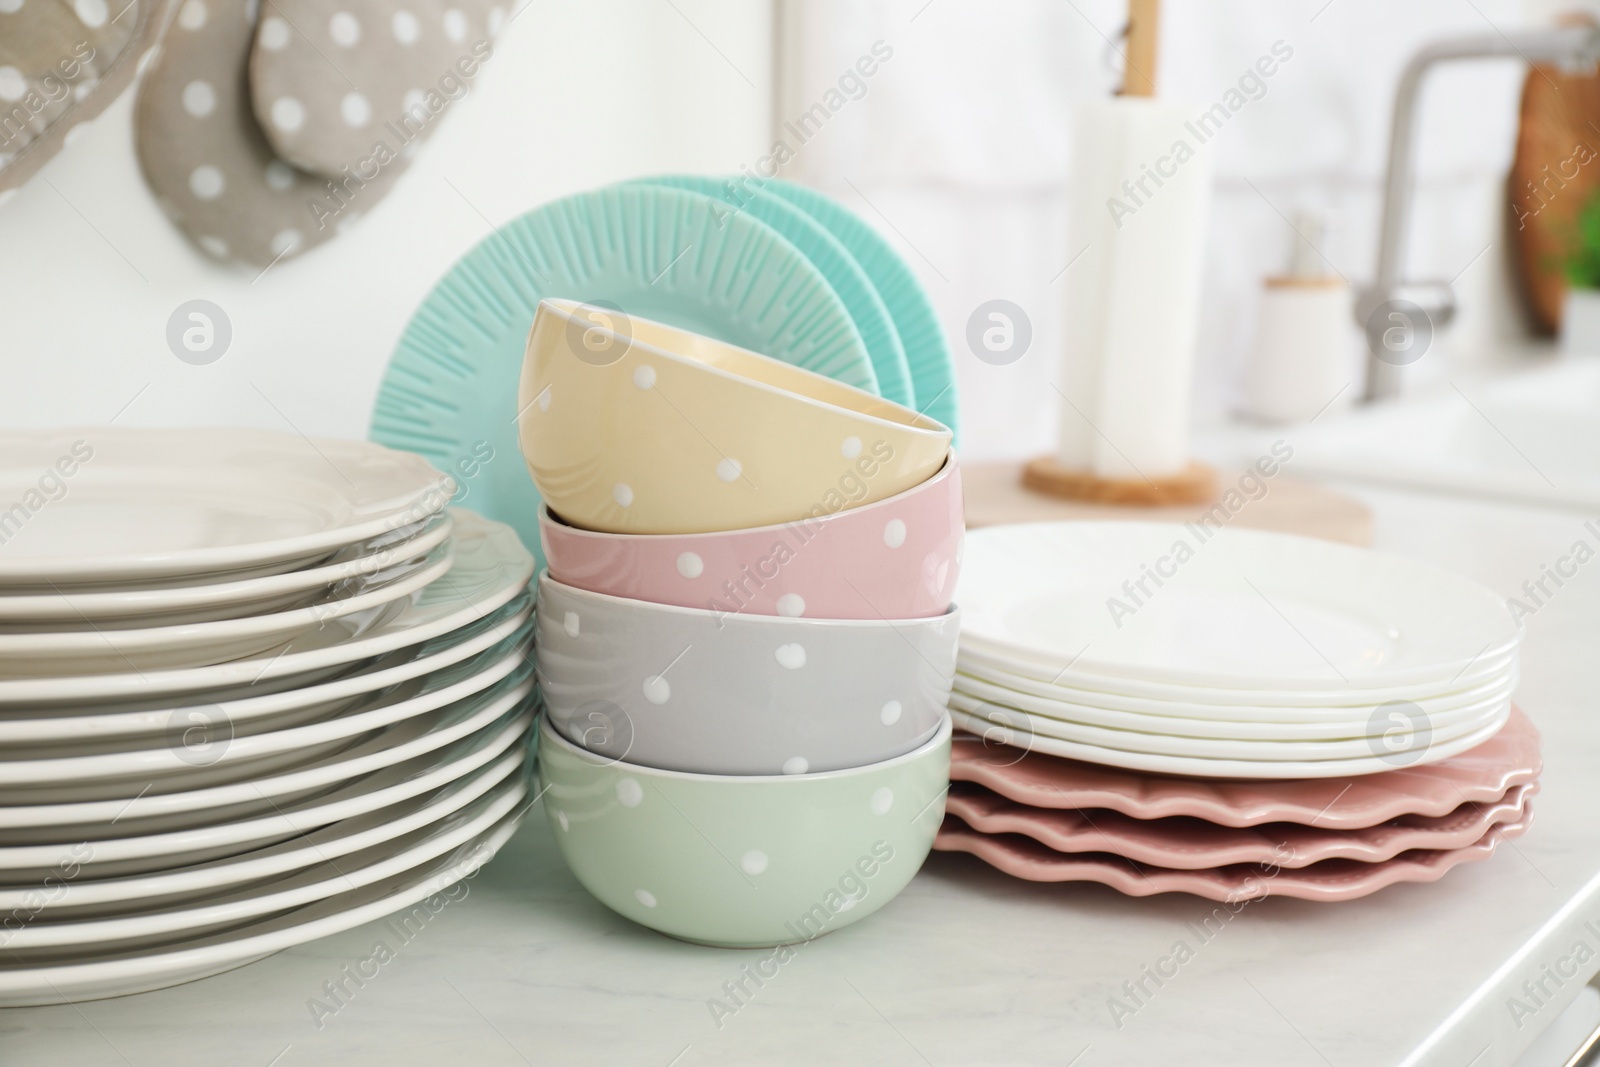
[778,0,1584,461]
[3,0,1589,465]
[0,0,772,438]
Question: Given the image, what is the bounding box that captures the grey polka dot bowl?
[518,298,952,535]
[538,712,951,948]
[537,451,962,620]
[535,575,959,775]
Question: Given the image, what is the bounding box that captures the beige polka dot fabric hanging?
[136,0,398,266]
[134,0,502,268]
[0,0,174,199]
[250,0,502,179]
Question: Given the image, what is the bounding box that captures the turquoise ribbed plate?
[370,184,875,566]
[635,175,914,409]
[761,179,959,446]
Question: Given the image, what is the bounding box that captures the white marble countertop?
[3,479,1599,1067]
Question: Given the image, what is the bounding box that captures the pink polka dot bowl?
[538,451,963,621]
[535,574,960,776]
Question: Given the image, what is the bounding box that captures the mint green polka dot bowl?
[538,713,951,948]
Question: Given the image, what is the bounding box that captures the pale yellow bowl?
[517,299,953,534]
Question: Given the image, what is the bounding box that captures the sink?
[1264,359,1600,511]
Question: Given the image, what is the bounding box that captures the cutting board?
[963,461,1372,546]
[1510,56,1600,335]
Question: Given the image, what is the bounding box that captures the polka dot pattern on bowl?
[536,716,953,947]
[535,455,963,622]
[615,778,643,808]
[536,575,959,776]
[773,643,806,670]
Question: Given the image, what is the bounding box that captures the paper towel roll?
[1058,97,1213,479]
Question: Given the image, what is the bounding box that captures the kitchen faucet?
[1360,25,1600,401]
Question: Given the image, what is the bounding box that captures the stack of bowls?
[520,298,962,947]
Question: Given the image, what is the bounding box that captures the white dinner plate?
[0,684,531,831]
[0,809,524,1005]
[955,657,1518,725]
[948,690,1509,761]
[957,522,1520,690]
[950,701,1512,779]
[956,643,1517,707]
[0,510,533,704]
[0,544,454,677]
[0,744,528,918]
[0,428,454,584]
[0,706,532,879]
[952,668,1518,741]
[2,776,528,951]
[0,735,365,806]
[0,598,531,744]
[0,514,454,626]
[0,649,530,802]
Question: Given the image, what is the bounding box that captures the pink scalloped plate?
[935,805,1535,902]
[943,781,1535,870]
[950,706,1540,829]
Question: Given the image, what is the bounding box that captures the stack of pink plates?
[937,706,1541,902]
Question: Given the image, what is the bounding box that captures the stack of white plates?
[951,522,1521,779]
[0,428,536,1005]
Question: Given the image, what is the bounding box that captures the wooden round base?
[1021,456,1218,507]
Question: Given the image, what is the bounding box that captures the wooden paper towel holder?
[1121,0,1160,98]
[1018,0,1218,509]
[1021,456,1219,507]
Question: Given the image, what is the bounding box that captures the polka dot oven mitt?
[0,0,172,197]
[250,0,504,177]
[137,0,407,265]
[136,0,500,268]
